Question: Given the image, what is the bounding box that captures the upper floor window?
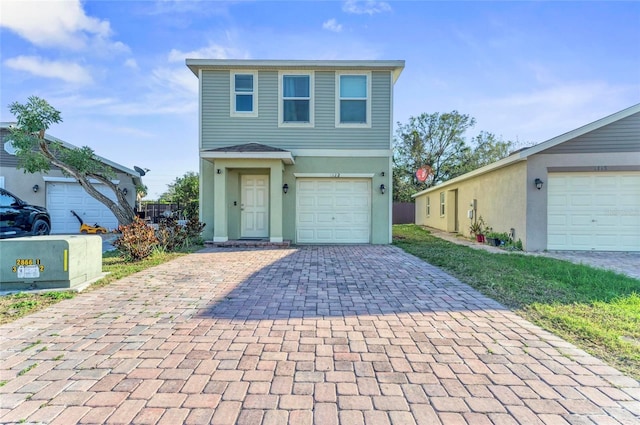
[279,71,314,127]
[231,71,257,117]
[336,72,371,127]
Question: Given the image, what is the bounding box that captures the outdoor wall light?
[379,184,386,194]
[32,184,39,193]
[381,171,385,176]
[534,178,544,190]
[216,169,222,174]
[122,188,128,196]
[282,183,289,194]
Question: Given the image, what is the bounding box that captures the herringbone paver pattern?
[1,246,638,424]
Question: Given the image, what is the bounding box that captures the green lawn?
[0,247,201,325]
[393,224,640,379]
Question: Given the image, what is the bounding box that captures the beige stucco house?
[1,124,141,234]
[413,104,640,252]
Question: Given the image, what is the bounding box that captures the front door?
[241,175,269,238]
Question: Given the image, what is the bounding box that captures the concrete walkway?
[1,246,638,424]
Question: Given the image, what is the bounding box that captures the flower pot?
[487,237,500,247]
[476,234,485,243]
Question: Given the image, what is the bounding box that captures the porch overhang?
[201,143,295,165]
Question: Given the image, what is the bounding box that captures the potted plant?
[485,231,511,247]
[469,216,487,243]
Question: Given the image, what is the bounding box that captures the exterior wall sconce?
[32,184,39,192]
[534,178,544,190]
[122,188,128,196]
[379,184,386,194]
[282,183,289,194]
[381,171,385,176]
[216,169,222,174]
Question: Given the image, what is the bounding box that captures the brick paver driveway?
[1,246,638,424]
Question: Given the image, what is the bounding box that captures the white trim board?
[42,177,120,184]
[294,173,374,178]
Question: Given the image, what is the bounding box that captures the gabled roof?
[186,59,405,83]
[206,143,289,153]
[201,142,295,164]
[1,122,142,185]
[412,103,640,198]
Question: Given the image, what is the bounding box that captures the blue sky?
[1,0,639,199]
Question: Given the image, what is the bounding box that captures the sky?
[1,0,639,199]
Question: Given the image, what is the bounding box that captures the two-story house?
[186,60,404,244]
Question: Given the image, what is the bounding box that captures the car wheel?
[81,230,88,234]
[32,219,51,236]
[96,230,103,234]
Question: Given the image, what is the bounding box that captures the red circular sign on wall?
[416,166,432,182]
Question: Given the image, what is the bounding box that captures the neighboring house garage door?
[296,178,371,243]
[46,182,118,234]
[547,172,640,251]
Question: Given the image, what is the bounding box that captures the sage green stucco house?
[186,60,404,244]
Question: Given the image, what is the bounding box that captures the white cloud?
[168,43,250,62]
[124,58,139,70]
[343,0,391,15]
[474,81,638,144]
[4,56,93,85]
[0,0,127,53]
[323,18,343,33]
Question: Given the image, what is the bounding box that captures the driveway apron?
[1,246,638,425]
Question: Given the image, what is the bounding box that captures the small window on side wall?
[231,71,257,117]
[440,192,445,216]
[426,196,430,217]
[336,72,371,127]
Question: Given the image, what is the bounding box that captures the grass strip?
[393,224,640,379]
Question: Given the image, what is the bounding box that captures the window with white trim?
[440,192,445,216]
[336,72,371,127]
[231,71,257,117]
[279,71,314,126]
[426,196,430,217]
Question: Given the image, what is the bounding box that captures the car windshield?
[0,192,17,207]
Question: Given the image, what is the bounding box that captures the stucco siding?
[201,70,392,150]
[526,151,640,250]
[544,112,640,154]
[200,156,391,244]
[415,162,528,245]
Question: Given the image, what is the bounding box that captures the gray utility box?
[0,235,102,291]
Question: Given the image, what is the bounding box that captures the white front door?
[241,175,269,238]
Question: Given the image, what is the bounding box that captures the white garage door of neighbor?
[547,172,640,251]
[47,182,119,234]
[297,178,371,243]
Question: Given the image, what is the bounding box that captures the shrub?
[113,217,158,261]
[156,217,206,252]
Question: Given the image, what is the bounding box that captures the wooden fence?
[392,202,415,224]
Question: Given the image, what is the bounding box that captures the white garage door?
[47,182,118,234]
[297,178,371,243]
[547,172,640,251]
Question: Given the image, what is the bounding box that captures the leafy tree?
[8,96,136,225]
[159,171,199,220]
[393,112,513,202]
[444,131,513,178]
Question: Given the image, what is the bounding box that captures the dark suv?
[0,188,51,238]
